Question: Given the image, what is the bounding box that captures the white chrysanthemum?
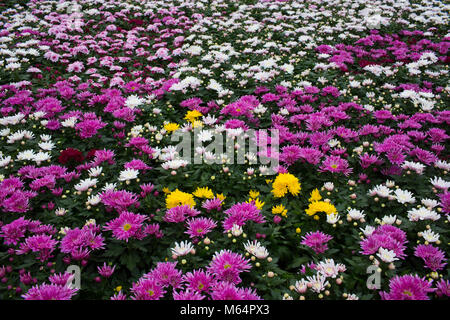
[17,150,36,161]
[326,213,340,224]
[88,166,103,177]
[407,207,440,222]
[171,240,193,257]
[421,198,439,209]
[360,226,376,237]
[55,208,67,216]
[102,183,117,191]
[306,274,329,293]
[75,178,98,192]
[402,161,425,174]
[118,168,139,181]
[421,229,439,243]
[61,117,77,128]
[430,176,450,190]
[40,134,52,141]
[231,224,243,236]
[86,194,101,206]
[382,215,397,225]
[348,208,365,220]
[0,155,12,167]
[316,259,343,278]
[38,141,55,151]
[125,95,145,109]
[377,248,398,263]
[435,160,450,171]
[33,152,51,163]
[197,129,213,143]
[394,189,415,204]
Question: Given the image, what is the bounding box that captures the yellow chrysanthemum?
[249,190,260,199]
[272,204,287,217]
[271,173,301,198]
[162,187,171,194]
[166,189,196,208]
[164,123,180,132]
[305,201,337,216]
[216,193,226,201]
[192,187,214,199]
[248,197,264,210]
[184,110,203,123]
[309,188,322,202]
[192,120,203,128]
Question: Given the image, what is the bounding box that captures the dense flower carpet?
[0,0,449,300]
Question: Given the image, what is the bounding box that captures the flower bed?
[0,0,448,300]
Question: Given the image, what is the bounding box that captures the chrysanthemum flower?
[166,189,196,208]
[131,278,165,300]
[185,217,217,239]
[182,269,214,294]
[22,283,78,300]
[380,275,435,300]
[414,244,447,271]
[207,249,251,284]
[192,186,214,199]
[164,122,180,132]
[103,211,147,242]
[305,201,337,216]
[301,231,333,254]
[271,173,301,198]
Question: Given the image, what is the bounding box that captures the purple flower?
[222,202,265,232]
[103,211,147,242]
[414,244,447,271]
[301,231,333,254]
[207,250,251,284]
[98,263,116,278]
[380,275,435,300]
[22,283,78,300]
[185,217,217,239]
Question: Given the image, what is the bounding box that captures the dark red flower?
[58,148,84,165]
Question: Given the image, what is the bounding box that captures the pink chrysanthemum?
[301,231,333,254]
[414,244,447,271]
[222,202,265,232]
[173,289,205,300]
[164,205,200,223]
[182,269,214,294]
[103,211,147,242]
[380,275,435,300]
[185,217,217,239]
[22,283,78,300]
[131,278,165,300]
[207,250,251,284]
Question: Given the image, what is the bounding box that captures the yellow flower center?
[148,289,154,296]
[403,290,413,297]
[198,283,204,290]
[123,223,132,231]
[224,264,232,269]
[331,164,338,169]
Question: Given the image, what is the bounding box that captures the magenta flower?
[103,211,147,242]
[414,244,447,271]
[319,155,353,176]
[222,202,265,232]
[131,278,165,300]
[436,279,450,297]
[360,224,408,259]
[380,275,435,300]
[173,289,205,300]
[207,250,251,284]
[16,234,58,261]
[185,217,217,239]
[98,263,116,278]
[151,262,182,289]
[202,198,223,212]
[164,205,201,223]
[22,283,78,300]
[182,269,214,294]
[301,231,333,254]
